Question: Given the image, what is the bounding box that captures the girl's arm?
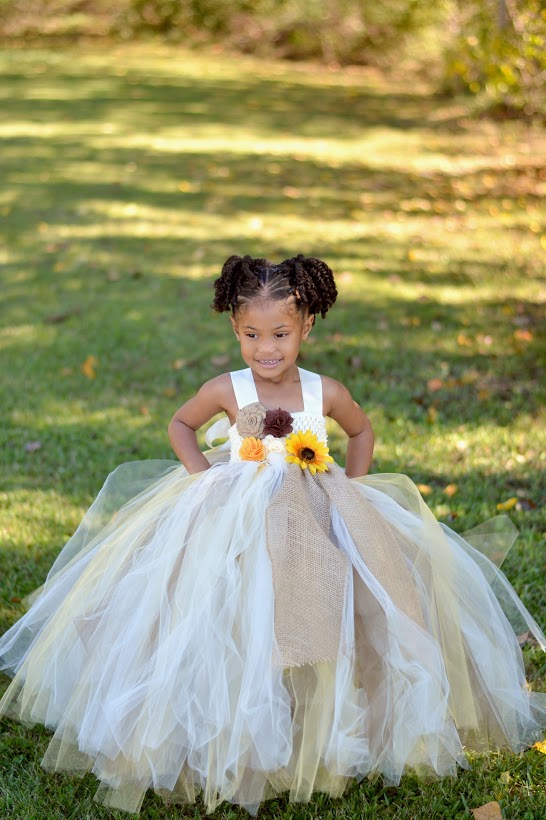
[322,376,374,478]
[168,375,233,474]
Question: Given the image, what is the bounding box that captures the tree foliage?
[443,0,546,117]
[122,0,439,65]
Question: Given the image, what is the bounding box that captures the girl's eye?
[245,333,257,339]
[275,333,288,338]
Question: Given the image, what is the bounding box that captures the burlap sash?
[266,464,424,668]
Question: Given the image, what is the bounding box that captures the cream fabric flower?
[236,402,267,438]
[263,434,286,455]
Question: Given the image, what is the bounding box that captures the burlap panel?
[265,465,349,668]
[266,464,425,668]
[317,464,425,629]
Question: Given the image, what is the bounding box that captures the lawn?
[0,42,545,819]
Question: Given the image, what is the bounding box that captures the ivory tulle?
[0,450,545,815]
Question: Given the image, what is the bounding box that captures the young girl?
[0,254,544,816]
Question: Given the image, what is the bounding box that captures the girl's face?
[230,298,313,381]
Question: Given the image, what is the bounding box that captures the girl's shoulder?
[194,372,238,416]
[319,373,356,418]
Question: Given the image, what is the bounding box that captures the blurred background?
[1,0,545,118]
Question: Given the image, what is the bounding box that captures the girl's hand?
[322,377,374,478]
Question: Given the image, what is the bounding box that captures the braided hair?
[212,254,337,319]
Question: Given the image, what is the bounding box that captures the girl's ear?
[230,315,240,340]
[301,313,315,340]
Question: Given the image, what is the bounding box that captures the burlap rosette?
[266,463,424,668]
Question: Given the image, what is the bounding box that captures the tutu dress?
[1,367,545,815]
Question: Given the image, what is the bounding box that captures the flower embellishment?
[236,405,332,472]
[262,434,286,454]
[263,408,293,438]
[239,436,266,462]
[236,402,267,438]
[285,430,334,475]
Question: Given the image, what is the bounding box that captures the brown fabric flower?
[263,408,294,438]
[236,402,267,438]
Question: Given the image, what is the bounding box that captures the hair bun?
[280,255,337,318]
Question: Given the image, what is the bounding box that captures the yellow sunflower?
[285,430,334,475]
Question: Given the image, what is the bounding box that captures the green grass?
[0,42,545,820]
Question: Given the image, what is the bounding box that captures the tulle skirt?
[0,453,545,815]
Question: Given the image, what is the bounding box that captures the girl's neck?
[249,365,304,412]
[250,363,300,388]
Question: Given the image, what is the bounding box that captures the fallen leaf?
[457,333,472,347]
[499,770,511,784]
[513,329,533,343]
[496,497,518,511]
[443,484,458,497]
[10,596,22,603]
[24,441,42,452]
[171,359,187,370]
[417,484,433,496]
[471,801,503,820]
[477,388,490,401]
[533,739,546,754]
[139,406,150,416]
[427,378,443,392]
[162,387,177,398]
[81,355,98,379]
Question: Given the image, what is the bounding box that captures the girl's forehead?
[236,298,302,327]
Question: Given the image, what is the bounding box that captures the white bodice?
[227,368,327,463]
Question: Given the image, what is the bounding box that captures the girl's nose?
[257,341,277,354]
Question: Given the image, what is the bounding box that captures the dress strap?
[298,368,323,415]
[230,369,259,409]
